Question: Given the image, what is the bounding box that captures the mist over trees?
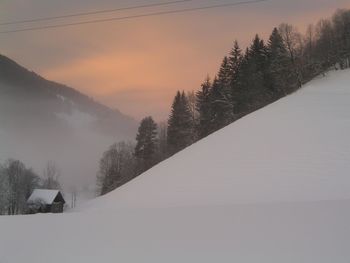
[96,8,350,196]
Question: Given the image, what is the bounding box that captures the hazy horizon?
[1,0,350,120]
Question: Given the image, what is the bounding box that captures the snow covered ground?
[1,69,350,262]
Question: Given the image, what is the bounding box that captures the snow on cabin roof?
[27,189,62,204]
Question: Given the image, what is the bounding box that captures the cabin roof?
[27,189,64,204]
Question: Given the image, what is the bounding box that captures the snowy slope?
[1,69,350,263]
[84,69,350,210]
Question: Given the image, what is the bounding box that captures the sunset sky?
[1,0,350,120]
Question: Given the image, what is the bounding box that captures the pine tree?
[239,35,270,111]
[209,57,235,131]
[248,34,268,71]
[135,116,158,171]
[267,27,291,97]
[228,40,243,86]
[196,77,213,138]
[232,47,251,114]
[217,56,231,88]
[228,40,243,114]
[167,91,193,155]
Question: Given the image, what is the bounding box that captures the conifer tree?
[228,40,243,86]
[196,77,213,139]
[239,35,270,111]
[217,56,231,88]
[228,40,243,114]
[135,116,158,171]
[167,91,193,154]
[267,27,291,96]
[209,57,235,131]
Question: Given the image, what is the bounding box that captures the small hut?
[27,189,66,214]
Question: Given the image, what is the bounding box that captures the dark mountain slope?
[0,54,137,187]
[0,54,136,137]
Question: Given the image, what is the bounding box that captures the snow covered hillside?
[85,68,350,210]
[1,69,350,263]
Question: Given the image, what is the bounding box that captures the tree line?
[97,9,350,196]
[0,160,61,215]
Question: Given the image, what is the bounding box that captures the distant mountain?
[0,54,137,188]
[0,54,136,137]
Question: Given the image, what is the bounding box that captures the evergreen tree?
[196,77,213,139]
[228,40,243,114]
[167,91,193,154]
[228,40,243,86]
[238,35,271,112]
[217,56,231,88]
[267,27,291,96]
[209,57,235,131]
[135,116,158,171]
[248,34,269,74]
[232,47,251,114]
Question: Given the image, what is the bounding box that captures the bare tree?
[97,142,136,195]
[278,23,303,87]
[0,165,10,214]
[42,161,61,190]
[315,19,336,67]
[278,23,302,62]
[332,9,350,68]
[0,159,40,215]
[69,185,77,209]
[156,121,169,162]
[304,24,316,59]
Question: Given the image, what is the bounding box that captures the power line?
[0,0,192,26]
[0,0,268,34]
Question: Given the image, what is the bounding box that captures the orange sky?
[2,0,350,120]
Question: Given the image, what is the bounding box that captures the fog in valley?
[0,55,137,193]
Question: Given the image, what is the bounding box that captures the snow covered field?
[1,69,350,262]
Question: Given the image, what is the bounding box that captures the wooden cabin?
[27,189,66,214]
